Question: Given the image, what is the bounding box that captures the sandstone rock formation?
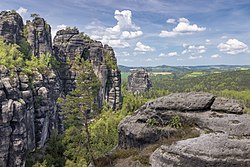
[151,133,250,167]
[0,65,62,167]
[53,29,121,109]
[25,17,52,57]
[118,92,250,166]
[128,68,152,94]
[0,11,23,44]
[0,10,121,166]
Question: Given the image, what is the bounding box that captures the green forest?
[28,68,250,167]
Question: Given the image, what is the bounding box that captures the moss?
[79,32,94,43]
[104,52,117,70]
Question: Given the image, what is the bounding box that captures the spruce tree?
[59,60,100,165]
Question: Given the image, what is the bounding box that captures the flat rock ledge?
[150,133,250,167]
[117,92,250,167]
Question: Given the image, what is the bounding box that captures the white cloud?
[205,39,211,45]
[221,36,228,39]
[87,10,143,48]
[51,24,67,39]
[16,7,27,16]
[120,58,132,62]
[177,58,184,61]
[160,17,206,37]
[146,58,153,62]
[211,54,220,58]
[159,52,178,57]
[189,55,202,59]
[182,44,206,55]
[135,42,155,52]
[116,51,130,57]
[217,39,249,55]
[104,39,130,48]
[166,18,176,24]
[133,51,146,56]
[199,49,206,53]
[121,30,143,39]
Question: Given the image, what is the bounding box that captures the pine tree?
[59,60,100,165]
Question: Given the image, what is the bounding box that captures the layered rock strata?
[118,92,250,166]
[0,10,122,166]
[128,68,152,94]
[0,65,62,167]
[0,11,23,44]
[53,29,121,109]
[25,17,52,57]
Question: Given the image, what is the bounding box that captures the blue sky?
[1,0,250,66]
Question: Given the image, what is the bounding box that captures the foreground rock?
[150,133,250,167]
[118,92,249,166]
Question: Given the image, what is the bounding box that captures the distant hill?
[118,65,250,73]
[151,69,250,92]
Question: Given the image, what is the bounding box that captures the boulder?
[146,92,215,111]
[150,133,250,167]
[118,92,249,166]
[211,97,244,114]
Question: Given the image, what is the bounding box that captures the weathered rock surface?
[118,92,249,166]
[0,10,122,166]
[25,17,52,56]
[0,11,23,44]
[211,97,244,114]
[128,68,152,94]
[0,65,62,167]
[150,133,250,167]
[147,92,215,111]
[53,29,122,109]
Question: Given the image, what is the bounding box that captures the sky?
[1,0,250,66]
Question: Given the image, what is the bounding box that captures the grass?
[184,71,207,78]
[121,72,129,82]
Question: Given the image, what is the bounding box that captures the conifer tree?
[59,59,100,165]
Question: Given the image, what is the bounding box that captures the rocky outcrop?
[150,133,250,167]
[25,17,52,57]
[53,29,121,109]
[0,11,23,44]
[118,92,250,166]
[0,10,122,166]
[0,65,62,167]
[128,68,152,94]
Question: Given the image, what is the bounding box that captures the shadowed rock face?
[0,11,23,44]
[0,11,121,166]
[0,66,62,167]
[128,68,152,94]
[118,92,249,167]
[53,29,122,109]
[25,17,52,57]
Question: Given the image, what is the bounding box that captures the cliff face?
[0,11,121,166]
[25,17,52,57]
[0,11,23,44]
[0,66,62,167]
[53,29,121,109]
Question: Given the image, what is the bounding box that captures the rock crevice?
[118,92,249,167]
